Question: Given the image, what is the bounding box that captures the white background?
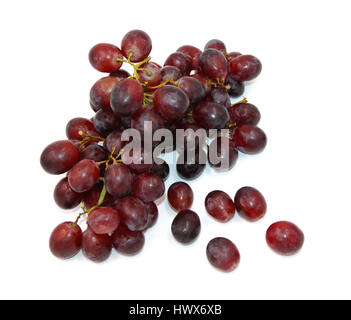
[0,0,350,300]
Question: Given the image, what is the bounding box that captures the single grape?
[105,163,133,198]
[132,172,165,203]
[164,52,191,75]
[199,49,228,81]
[153,85,189,121]
[89,77,120,112]
[111,224,145,255]
[168,182,194,212]
[206,237,240,272]
[225,76,245,98]
[54,177,83,210]
[176,149,206,180]
[114,196,148,231]
[68,159,100,193]
[104,130,126,156]
[109,69,131,79]
[87,207,120,235]
[208,88,231,108]
[228,103,261,126]
[80,144,108,163]
[171,209,201,244]
[204,39,227,54]
[82,228,112,262]
[208,136,238,171]
[40,140,80,175]
[234,186,267,221]
[193,102,229,129]
[191,72,211,95]
[49,222,82,259]
[205,190,235,222]
[131,108,165,139]
[150,159,169,181]
[110,78,144,116]
[177,76,206,104]
[121,30,152,62]
[232,125,267,154]
[137,62,162,87]
[66,118,95,141]
[94,108,120,135]
[177,45,202,70]
[89,43,123,73]
[144,201,158,229]
[160,66,183,82]
[229,54,262,82]
[266,221,304,255]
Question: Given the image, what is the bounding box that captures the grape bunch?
[41,29,304,268]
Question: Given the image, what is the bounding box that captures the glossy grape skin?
[228,103,261,126]
[144,201,158,229]
[105,163,133,198]
[164,52,191,75]
[40,140,80,175]
[131,108,165,139]
[204,39,227,54]
[229,54,262,82]
[233,125,267,154]
[234,186,267,221]
[171,209,201,244]
[160,66,183,82]
[54,177,83,210]
[68,159,100,193]
[177,76,206,104]
[177,45,202,70]
[110,78,144,117]
[88,207,120,235]
[80,144,108,163]
[90,77,120,112]
[176,150,206,181]
[206,237,240,272]
[132,172,165,203]
[114,196,148,231]
[66,118,95,141]
[121,30,152,62]
[168,182,194,212]
[49,222,82,259]
[94,108,120,135]
[225,76,245,98]
[137,62,161,87]
[122,146,153,174]
[109,68,131,79]
[153,85,189,121]
[111,224,145,255]
[209,88,231,108]
[151,159,169,181]
[193,102,229,129]
[82,228,112,262]
[199,49,228,81]
[104,130,126,155]
[192,72,211,95]
[89,43,123,73]
[266,221,304,255]
[208,137,238,171]
[227,52,242,60]
[205,190,235,222]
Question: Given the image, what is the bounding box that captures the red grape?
[131,108,165,139]
[49,222,82,259]
[132,172,165,203]
[167,182,194,212]
[144,201,158,229]
[109,69,131,79]
[233,125,267,154]
[177,45,202,70]
[204,39,226,54]
[229,54,262,82]
[111,224,145,255]
[177,76,206,104]
[176,149,206,180]
[234,186,267,221]
[105,163,133,198]
[266,221,304,255]
[199,49,228,81]
[121,30,152,62]
[208,136,238,171]
[164,52,191,75]
[40,140,80,175]
[226,76,245,98]
[80,144,108,162]
[68,159,100,193]
[208,88,231,108]
[89,43,123,73]
[54,177,83,210]
[193,102,229,129]
[160,66,183,82]
[104,129,126,155]
[94,108,120,135]
[87,207,120,234]
[228,103,261,126]
[82,228,112,262]
[171,210,201,244]
[192,72,211,95]
[66,118,95,141]
[205,190,235,222]
[90,77,120,112]
[137,61,162,87]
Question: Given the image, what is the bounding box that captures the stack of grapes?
[40,30,303,268]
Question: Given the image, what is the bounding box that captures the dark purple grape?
[114,196,148,231]
[109,69,131,79]
[89,43,123,73]
[87,207,120,234]
[105,163,133,198]
[80,144,108,162]
[54,177,83,210]
[168,182,194,212]
[121,30,152,62]
[90,77,120,112]
[233,125,267,154]
[193,102,229,129]
[177,76,206,104]
[66,118,95,141]
[94,108,120,135]
[110,78,143,116]
[228,103,261,126]
[225,76,245,98]
[229,54,262,81]
[132,172,165,203]
[137,61,161,87]
[111,224,145,255]
[151,159,169,181]
[144,201,158,229]
[40,140,80,175]
[49,222,82,259]
[160,66,183,82]
[68,159,100,193]
[82,228,112,262]
[208,136,238,171]
[176,149,206,180]
[171,210,201,244]
[164,52,191,75]
[204,39,227,54]
[83,182,110,210]
[209,88,231,108]
[177,45,202,70]
[199,49,228,81]
[153,85,189,121]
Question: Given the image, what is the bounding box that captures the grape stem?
[116,54,152,81]
[230,97,248,107]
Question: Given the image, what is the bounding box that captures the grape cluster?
[41,29,304,268]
